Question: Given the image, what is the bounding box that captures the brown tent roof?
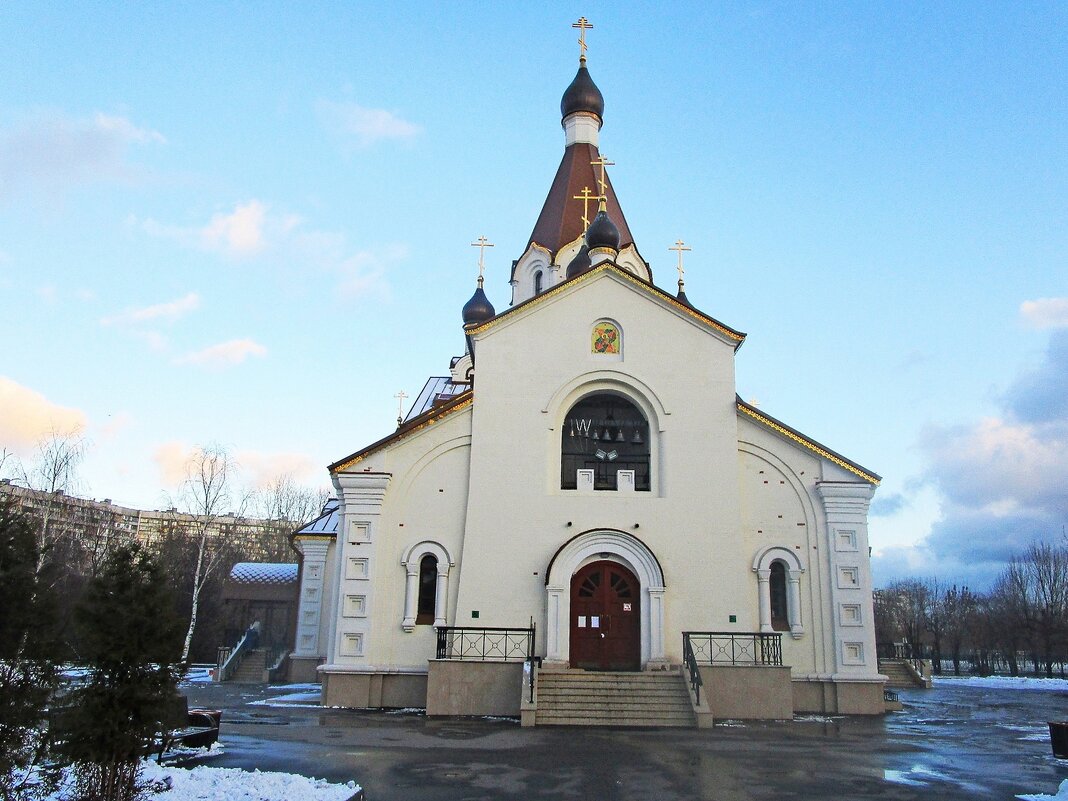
[525,142,634,261]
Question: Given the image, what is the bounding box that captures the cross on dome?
[573,186,596,229]
[590,155,614,207]
[394,390,408,427]
[470,235,494,287]
[572,17,593,62]
[669,239,692,286]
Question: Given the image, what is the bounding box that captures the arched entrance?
[569,560,642,671]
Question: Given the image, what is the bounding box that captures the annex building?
[290,31,886,724]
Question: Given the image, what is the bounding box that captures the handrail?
[435,625,535,662]
[218,621,261,682]
[682,634,704,705]
[683,631,783,666]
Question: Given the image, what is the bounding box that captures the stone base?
[699,665,793,720]
[288,655,324,684]
[322,669,428,709]
[426,660,524,717]
[792,678,885,715]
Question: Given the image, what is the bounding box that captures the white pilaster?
[433,564,449,628]
[401,564,419,632]
[816,481,878,678]
[293,538,331,657]
[787,569,804,639]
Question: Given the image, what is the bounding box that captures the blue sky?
[1,3,1065,588]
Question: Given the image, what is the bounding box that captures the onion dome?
[462,279,495,326]
[560,62,604,123]
[676,285,693,308]
[585,207,620,252]
[565,244,592,279]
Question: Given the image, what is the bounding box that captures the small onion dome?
[560,62,604,123]
[566,243,592,279]
[585,207,620,253]
[462,282,495,326]
[676,285,694,308]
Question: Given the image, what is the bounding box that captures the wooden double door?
[569,560,641,671]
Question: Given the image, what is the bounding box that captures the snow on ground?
[139,761,360,801]
[1019,779,1068,800]
[268,682,321,692]
[48,753,360,801]
[934,675,1068,692]
[249,690,322,707]
[883,765,954,787]
[1000,723,1054,742]
[180,665,215,685]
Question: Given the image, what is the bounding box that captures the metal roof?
[403,376,469,422]
[294,498,339,536]
[229,562,299,585]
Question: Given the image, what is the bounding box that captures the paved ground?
[178,679,1068,800]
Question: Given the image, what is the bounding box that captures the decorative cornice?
[467,262,745,346]
[737,400,880,486]
[330,393,473,473]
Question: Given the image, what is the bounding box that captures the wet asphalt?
[177,679,1068,800]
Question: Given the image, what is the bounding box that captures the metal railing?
[217,620,261,682]
[683,631,783,666]
[682,633,705,704]
[435,625,535,662]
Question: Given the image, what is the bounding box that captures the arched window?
[769,561,788,631]
[753,547,805,639]
[416,555,438,625]
[561,393,650,491]
[401,542,451,632]
[534,270,543,295]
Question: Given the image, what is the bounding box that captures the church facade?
[290,40,885,720]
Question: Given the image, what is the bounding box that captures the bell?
[632,428,643,444]
[592,429,600,441]
[602,427,612,440]
[615,429,624,442]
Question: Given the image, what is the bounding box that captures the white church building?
[290,33,886,724]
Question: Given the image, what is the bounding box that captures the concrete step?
[227,649,267,683]
[535,669,696,728]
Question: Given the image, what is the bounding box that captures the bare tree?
[16,430,86,573]
[172,444,249,664]
[253,474,330,561]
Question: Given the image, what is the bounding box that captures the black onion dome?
[566,244,592,279]
[585,208,620,252]
[560,63,604,122]
[676,287,694,308]
[462,284,495,326]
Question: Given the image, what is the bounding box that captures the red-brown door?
[569,560,641,671]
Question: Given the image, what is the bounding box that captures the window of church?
[416,554,437,625]
[562,394,650,491]
[534,270,543,295]
[769,561,789,631]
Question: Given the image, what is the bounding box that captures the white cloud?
[200,200,268,257]
[0,110,164,200]
[316,99,420,147]
[175,338,267,369]
[0,377,87,452]
[153,440,192,487]
[1021,297,1068,329]
[237,449,319,489]
[102,292,201,326]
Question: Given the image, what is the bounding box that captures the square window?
[835,530,858,552]
[837,566,860,588]
[340,632,363,657]
[346,557,369,580]
[840,603,863,626]
[349,521,370,544]
[343,594,366,618]
[843,642,865,665]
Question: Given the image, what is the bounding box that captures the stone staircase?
[879,659,928,689]
[227,648,267,683]
[535,670,696,727]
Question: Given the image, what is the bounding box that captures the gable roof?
[329,389,473,473]
[472,261,746,348]
[736,397,881,485]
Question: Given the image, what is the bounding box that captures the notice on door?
[623,603,632,612]
[591,616,600,628]
[577,616,586,628]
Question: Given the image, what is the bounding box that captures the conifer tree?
[0,500,60,801]
[55,544,183,801]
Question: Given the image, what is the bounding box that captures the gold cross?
[573,186,596,228]
[572,17,593,61]
[590,155,614,199]
[470,235,494,285]
[669,239,692,284]
[394,390,409,427]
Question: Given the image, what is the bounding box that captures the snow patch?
[1018,778,1068,800]
[249,690,321,707]
[935,675,1068,692]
